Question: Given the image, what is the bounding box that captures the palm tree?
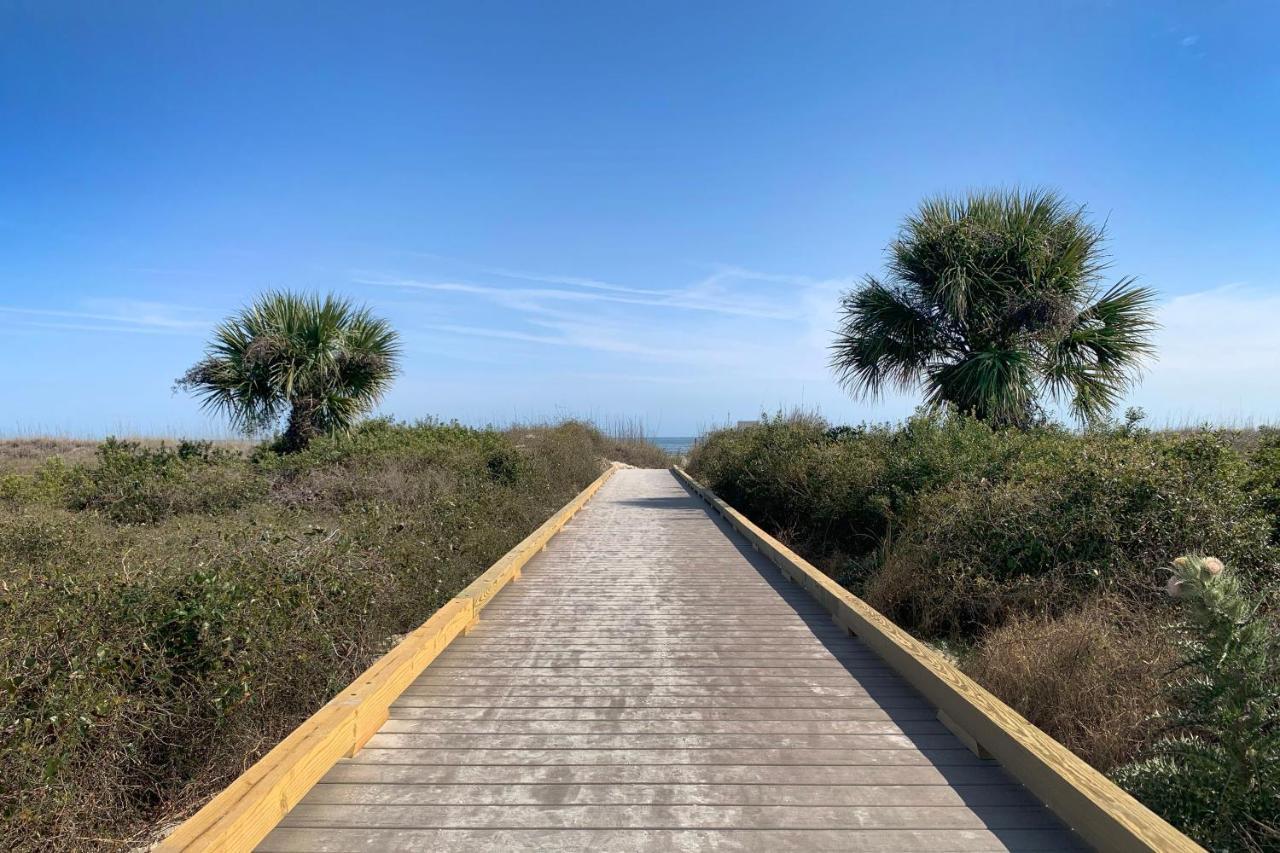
[178,291,401,451]
[830,189,1157,427]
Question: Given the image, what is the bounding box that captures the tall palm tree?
[830,189,1157,427]
[178,291,401,451]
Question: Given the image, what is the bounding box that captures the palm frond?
[830,278,946,398]
[928,347,1035,425]
[1043,278,1158,423]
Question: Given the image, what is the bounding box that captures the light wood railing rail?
[672,465,1202,853]
[156,463,620,853]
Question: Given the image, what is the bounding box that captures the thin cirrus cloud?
[355,259,853,390]
[354,275,807,321]
[355,255,834,321]
[419,318,740,365]
[0,301,214,335]
[367,259,876,431]
[401,251,683,296]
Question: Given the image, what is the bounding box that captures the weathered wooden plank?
[257,827,1089,852]
[407,676,907,688]
[395,685,924,698]
[276,802,1066,830]
[319,761,1022,786]
[297,781,1040,808]
[375,718,949,735]
[361,732,951,750]
[343,747,987,767]
[384,705,944,722]
[414,660,896,676]
[388,694,936,709]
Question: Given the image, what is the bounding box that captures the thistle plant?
[1114,556,1280,851]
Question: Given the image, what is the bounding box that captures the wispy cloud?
[421,322,572,347]
[421,317,729,364]
[0,300,214,335]
[355,273,807,320]
[460,264,675,297]
[399,251,679,296]
[360,257,856,394]
[390,257,1280,427]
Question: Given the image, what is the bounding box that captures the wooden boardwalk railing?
[158,467,1200,853]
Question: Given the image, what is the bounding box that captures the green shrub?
[1247,427,1280,544]
[690,413,1276,638]
[691,413,896,570]
[68,439,267,523]
[0,457,83,508]
[866,430,1274,637]
[1113,556,1280,851]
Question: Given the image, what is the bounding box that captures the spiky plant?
[177,292,401,452]
[831,188,1157,427]
[1113,556,1280,851]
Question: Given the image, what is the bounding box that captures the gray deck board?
[258,469,1085,851]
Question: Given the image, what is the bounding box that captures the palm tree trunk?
[281,400,321,452]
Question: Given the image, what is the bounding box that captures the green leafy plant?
[830,188,1157,427]
[1114,556,1280,851]
[68,438,265,524]
[1247,428,1280,544]
[177,291,402,452]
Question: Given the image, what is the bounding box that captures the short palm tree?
[178,291,401,451]
[830,189,1157,427]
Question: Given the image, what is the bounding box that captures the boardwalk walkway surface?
[258,469,1085,852]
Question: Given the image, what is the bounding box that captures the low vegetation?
[0,419,667,851]
[688,411,1280,848]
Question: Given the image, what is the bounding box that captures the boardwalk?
[257,469,1084,852]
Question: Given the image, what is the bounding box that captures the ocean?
[652,436,696,455]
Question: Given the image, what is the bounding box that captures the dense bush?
[1248,428,1280,545]
[866,428,1273,637]
[690,411,1276,636]
[70,439,267,523]
[687,412,1016,575]
[0,420,634,851]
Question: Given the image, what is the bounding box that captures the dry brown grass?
[0,437,255,475]
[594,437,674,468]
[961,596,1175,771]
[504,421,674,469]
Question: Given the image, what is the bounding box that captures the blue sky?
[2,1,1278,436]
